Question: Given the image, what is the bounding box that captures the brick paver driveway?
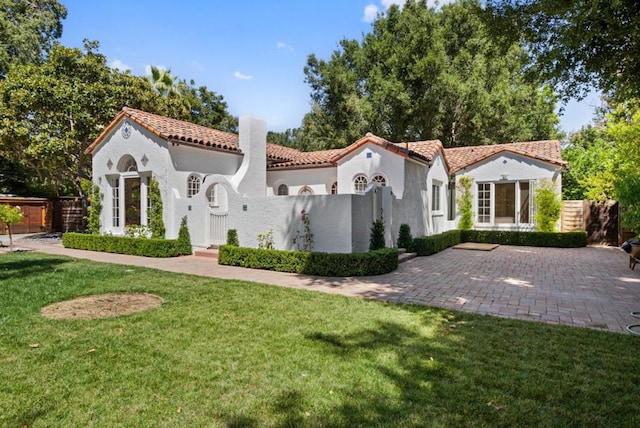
[354,245,640,334]
[16,239,640,334]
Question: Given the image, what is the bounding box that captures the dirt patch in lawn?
[41,293,163,320]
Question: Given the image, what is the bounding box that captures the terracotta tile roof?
[444,140,566,174]
[267,147,344,170]
[87,107,241,154]
[266,143,301,162]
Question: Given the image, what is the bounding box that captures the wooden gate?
[0,197,49,235]
[209,213,228,247]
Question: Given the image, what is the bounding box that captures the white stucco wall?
[456,152,562,231]
[336,143,406,197]
[267,167,337,196]
[92,118,245,240]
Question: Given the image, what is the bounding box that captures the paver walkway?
[8,237,640,334]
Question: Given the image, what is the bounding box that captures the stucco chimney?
[229,114,267,196]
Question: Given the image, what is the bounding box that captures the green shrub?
[177,215,192,255]
[81,179,102,235]
[397,224,413,250]
[218,246,398,276]
[148,177,165,239]
[62,232,191,257]
[370,219,386,251]
[226,229,239,246]
[457,176,474,230]
[413,230,462,256]
[535,179,562,232]
[461,230,587,248]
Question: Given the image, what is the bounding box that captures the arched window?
[187,174,201,198]
[207,184,218,206]
[330,182,338,194]
[354,175,368,195]
[298,186,314,196]
[277,183,289,196]
[118,155,138,172]
[372,174,386,187]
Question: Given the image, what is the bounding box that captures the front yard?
[1,252,639,426]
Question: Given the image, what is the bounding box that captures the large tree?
[0,41,186,195]
[298,0,560,149]
[0,0,67,76]
[485,0,640,102]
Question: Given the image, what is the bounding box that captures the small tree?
[397,224,413,250]
[457,176,474,230]
[534,179,562,232]
[0,204,24,252]
[226,229,239,246]
[369,219,386,251]
[148,177,165,239]
[177,215,192,255]
[81,179,102,235]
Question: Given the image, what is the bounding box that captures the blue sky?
[58,0,599,135]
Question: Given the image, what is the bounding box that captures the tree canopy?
[0,42,186,195]
[296,0,560,150]
[485,0,640,102]
[0,0,67,76]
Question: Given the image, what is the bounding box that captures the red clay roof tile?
[444,140,566,174]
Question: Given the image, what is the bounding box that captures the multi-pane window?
[112,178,120,227]
[372,174,386,187]
[187,174,201,198]
[354,175,368,194]
[432,183,441,211]
[330,182,338,194]
[299,186,313,195]
[277,184,289,196]
[477,183,491,223]
[208,184,218,206]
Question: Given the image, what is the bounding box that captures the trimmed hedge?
[413,230,462,256]
[218,245,398,276]
[460,230,588,248]
[412,229,588,256]
[62,232,192,257]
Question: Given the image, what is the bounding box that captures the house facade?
[86,107,565,252]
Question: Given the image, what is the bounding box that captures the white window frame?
[112,178,120,227]
[207,184,218,207]
[354,175,368,195]
[187,174,201,198]
[298,186,314,196]
[372,174,386,187]
[432,181,442,212]
[477,182,491,224]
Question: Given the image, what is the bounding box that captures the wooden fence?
[562,200,619,245]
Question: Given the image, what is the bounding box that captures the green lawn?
[1,252,639,427]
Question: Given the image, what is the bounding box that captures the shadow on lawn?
[0,255,72,281]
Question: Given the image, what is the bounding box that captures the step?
[398,252,417,264]
[194,248,219,259]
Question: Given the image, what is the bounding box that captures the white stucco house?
[86,107,566,253]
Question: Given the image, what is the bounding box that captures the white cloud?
[110,59,131,72]
[234,71,253,80]
[277,41,294,51]
[363,4,380,23]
